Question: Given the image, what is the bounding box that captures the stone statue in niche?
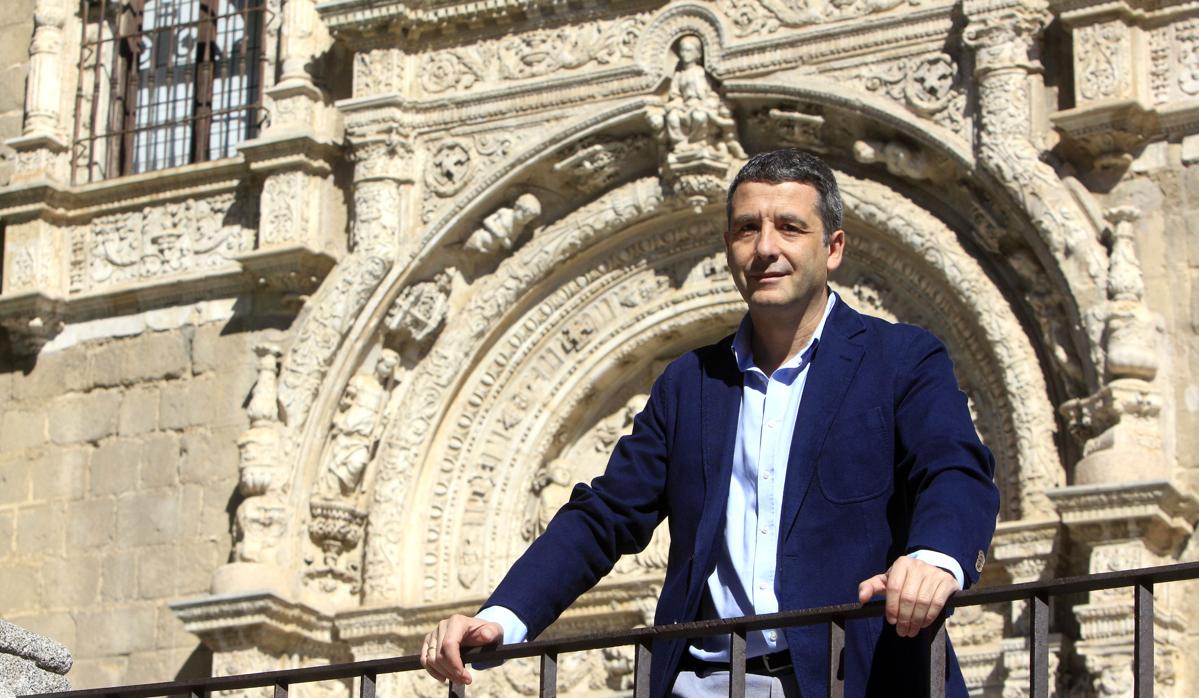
[233,342,288,564]
[316,349,400,499]
[465,194,542,255]
[647,35,745,208]
[656,36,746,160]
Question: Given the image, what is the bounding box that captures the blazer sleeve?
[481,362,678,638]
[893,328,999,589]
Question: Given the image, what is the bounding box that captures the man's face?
[723,180,845,314]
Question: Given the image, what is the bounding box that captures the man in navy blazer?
[422,150,999,697]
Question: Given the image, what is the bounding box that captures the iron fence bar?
[1029,592,1049,698]
[1134,581,1153,698]
[728,629,746,698]
[448,682,465,698]
[89,0,112,182]
[539,651,557,698]
[72,0,92,184]
[827,617,844,698]
[925,618,946,698]
[272,681,286,698]
[189,688,203,698]
[358,671,374,698]
[633,639,651,698]
[28,562,1199,698]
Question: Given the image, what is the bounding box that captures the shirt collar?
[731,291,838,378]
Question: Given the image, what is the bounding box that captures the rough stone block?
[178,483,205,539]
[200,485,234,544]
[91,333,190,387]
[0,66,27,109]
[0,563,39,613]
[116,489,180,546]
[191,322,242,376]
[120,651,174,686]
[0,618,72,673]
[0,410,46,452]
[30,447,89,501]
[118,386,159,436]
[5,614,76,659]
[90,438,140,497]
[75,605,156,656]
[159,380,208,430]
[9,349,87,403]
[39,555,100,608]
[180,428,239,486]
[155,608,192,651]
[100,549,137,603]
[67,498,115,551]
[0,454,29,505]
[0,654,71,695]
[48,390,120,445]
[176,539,224,596]
[15,502,64,556]
[136,546,177,599]
[139,432,180,488]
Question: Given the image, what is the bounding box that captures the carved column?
[1052,1,1154,168]
[348,129,412,256]
[963,0,1107,339]
[6,0,70,184]
[991,519,1063,697]
[1048,483,1197,697]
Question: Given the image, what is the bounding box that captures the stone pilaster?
[7,0,70,184]
[347,128,413,256]
[991,518,1063,697]
[171,593,351,698]
[1049,482,1199,697]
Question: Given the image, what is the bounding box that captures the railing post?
[634,638,652,698]
[924,617,946,698]
[359,670,376,698]
[274,681,288,698]
[729,629,746,698]
[1029,592,1049,698]
[540,651,558,698]
[448,681,467,697]
[1135,581,1154,698]
[828,617,845,698]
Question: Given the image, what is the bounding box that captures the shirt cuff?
[474,606,529,645]
[908,549,965,590]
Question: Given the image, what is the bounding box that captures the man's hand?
[857,556,959,638]
[420,614,503,685]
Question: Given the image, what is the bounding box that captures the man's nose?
[754,224,780,259]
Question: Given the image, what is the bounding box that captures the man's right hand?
[420,614,503,685]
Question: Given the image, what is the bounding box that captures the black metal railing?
[31,561,1199,698]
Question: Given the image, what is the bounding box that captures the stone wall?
[0,305,289,688]
[0,0,32,186]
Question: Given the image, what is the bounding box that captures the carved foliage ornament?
[418,17,643,95]
[719,0,922,36]
[1076,22,1129,102]
[834,53,967,138]
[353,48,403,96]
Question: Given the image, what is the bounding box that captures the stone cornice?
[317,0,642,35]
[171,591,338,644]
[1048,480,1199,553]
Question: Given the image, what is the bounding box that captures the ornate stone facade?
[2,0,1199,696]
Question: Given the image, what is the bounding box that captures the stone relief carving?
[362,178,666,602]
[420,133,517,222]
[718,0,922,36]
[748,107,825,152]
[552,135,654,193]
[234,343,289,565]
[465,194,542,256]
[647,36,746,209]
[80,194,253,291]
[852,138,953,182]
[417,17,644,95]
[353,47,403,96]
[1178,20,1199,97]
[1076,22,1129,102]
[833,52,968,140]
[384,272,453,350]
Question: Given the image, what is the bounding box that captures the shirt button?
[762,471,770,480]
[760,527,768,535]
[758,582,767,590]
[768,631,778,641]
[767,420,778,429]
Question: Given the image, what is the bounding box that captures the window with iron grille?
[72,0,267,184]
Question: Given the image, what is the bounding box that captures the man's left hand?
[857,556,959,638]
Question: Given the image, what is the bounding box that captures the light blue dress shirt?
[477,292,963,659]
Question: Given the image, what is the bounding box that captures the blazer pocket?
[817,406,893,504]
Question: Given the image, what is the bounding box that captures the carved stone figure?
[651,36,745,162]
[464,194,542,255]
[316,349,399,499]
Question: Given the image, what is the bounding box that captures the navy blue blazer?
[486,300,999,698]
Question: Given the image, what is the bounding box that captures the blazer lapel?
[780,302,866,542]
[695,339,742,569]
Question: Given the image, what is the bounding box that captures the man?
[422,150,999,697]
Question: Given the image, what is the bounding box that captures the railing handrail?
[29,560,1199,698]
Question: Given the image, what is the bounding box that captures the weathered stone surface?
[90,438,140,497]
[0,654,70,695]
[139,433,181,488]
[90,333,190,388]
[180,428,239,486]
[119,387,160,436]
[116,489,181,547]
[99,549,138,603]
[67,497,116,551]
[0,564,38,613]
[0,410,45,452]
[16,503,64,556]
[0,511,12,558]
[137,546,177,599]
[0,618,70,673]
[0,454,29,505]
[30,447,89,501]
[76,606,157,656]
[40,555,100,608]
[48,391,121,445]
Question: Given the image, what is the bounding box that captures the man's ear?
[826,229,846,272]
